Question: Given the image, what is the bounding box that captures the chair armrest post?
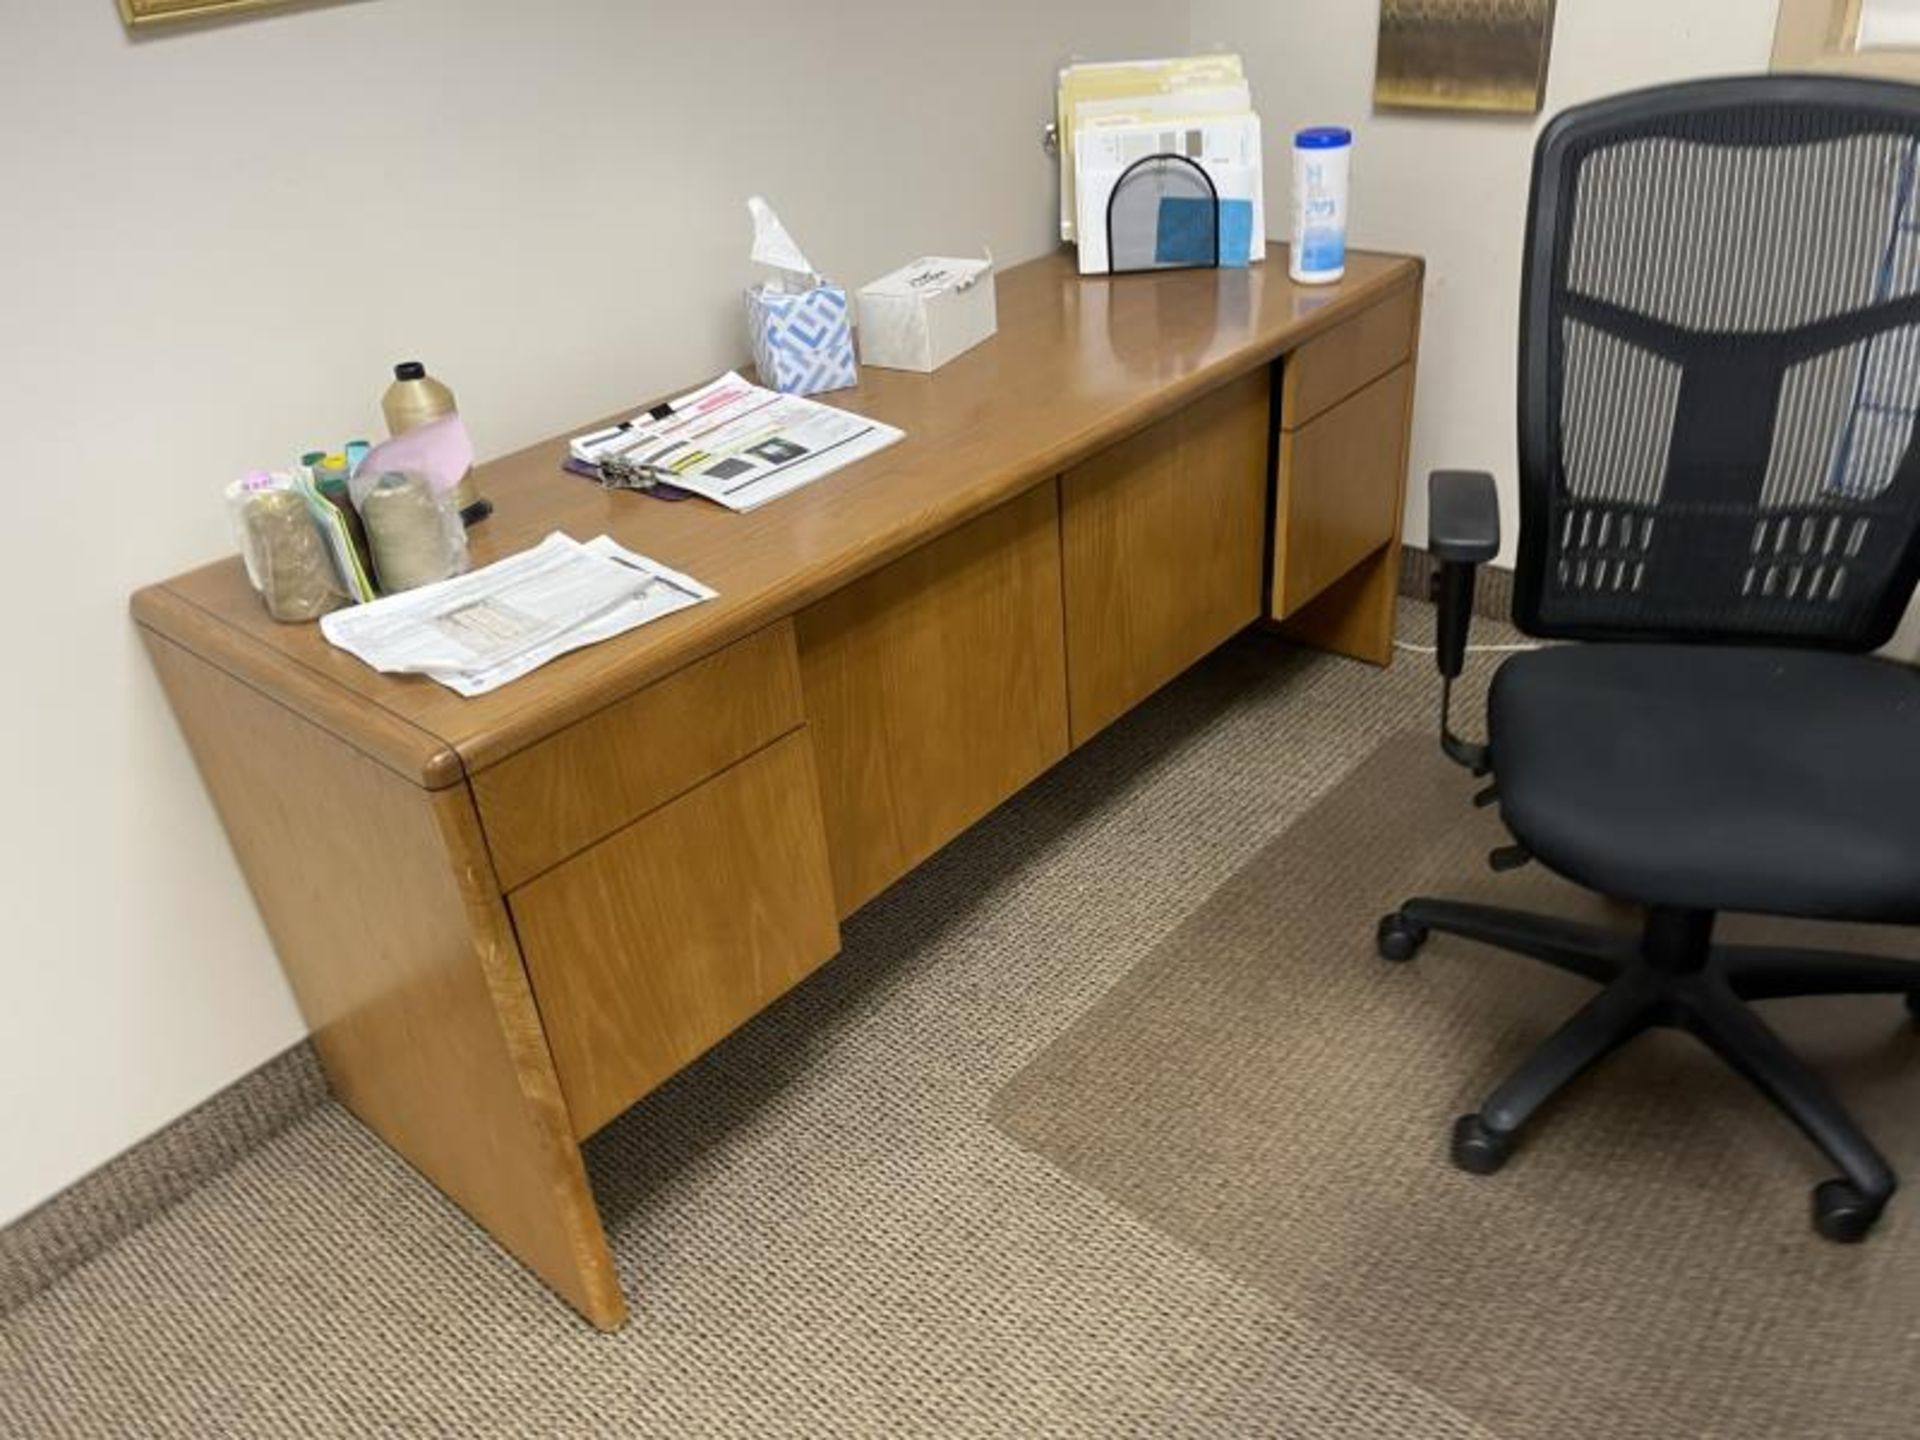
[1427,470,1501,774]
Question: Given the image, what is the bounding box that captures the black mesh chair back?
[1518,76,1920,649]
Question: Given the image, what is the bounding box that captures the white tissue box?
[856,256,997,373]
[746,282,858,396]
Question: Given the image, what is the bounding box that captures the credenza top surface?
[134,245,1423,788]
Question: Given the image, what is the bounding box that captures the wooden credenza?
[133,246,1423,1328]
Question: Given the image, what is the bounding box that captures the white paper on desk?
[320,533,716,697]
[570,372,903,513]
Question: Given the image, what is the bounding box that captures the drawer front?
[795,482,1070,918]
[474,621,804,890]
[1280,283,1418,430]
[510,731,840,1138]
[1061,369,1269,745]
[1272,364,1414,619]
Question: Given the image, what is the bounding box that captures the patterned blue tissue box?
[746,282,858,396]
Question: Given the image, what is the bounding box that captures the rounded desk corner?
[130,581,183,631]
[421,745,469,791]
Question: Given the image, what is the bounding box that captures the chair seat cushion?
[1488,644,1920,921]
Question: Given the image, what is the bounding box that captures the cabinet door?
[510,732,841,1139]
[1060,369,1269,745]
[1271,363,1414,620]
[473,622,805,890]
[796,483,1071,917]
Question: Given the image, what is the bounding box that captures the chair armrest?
[1429,470,1500,564]
[1426,470,1499,774]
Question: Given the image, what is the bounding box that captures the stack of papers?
[570,372,903,513]
[1056,55,1266,275]
[320,533,715,697]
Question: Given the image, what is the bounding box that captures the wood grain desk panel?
[1272,365,1417,620]
[1061,369,1269,745]
[795,484,1071,917]
[142,632,625,1328]
[473,622,805,892]
[1279,284,1420,431]
[133,249,1421,787]
[131,245,1424,1327]
[1271,278,1425,666]
[134,585,461,789]
[510,733,840,1139]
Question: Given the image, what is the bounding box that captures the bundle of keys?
[597,454,671,492]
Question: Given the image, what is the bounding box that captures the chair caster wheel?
[1813,1180,1885,1244]
[1377,913,1429,963]
[1450,1114,1513,1176]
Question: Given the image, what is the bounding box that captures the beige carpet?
[10,602,1905,1437]
[1,606,1500,1439]
[993,731,1920,1440]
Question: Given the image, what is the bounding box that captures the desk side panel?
[140,631,625,1329]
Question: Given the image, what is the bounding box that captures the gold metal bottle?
[380,361,491,524]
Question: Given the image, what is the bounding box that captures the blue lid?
[1295,126,1352,149]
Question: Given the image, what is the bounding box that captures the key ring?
[598,454,667,492]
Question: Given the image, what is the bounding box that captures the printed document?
[570,372,903,512]
[320,533,715,697]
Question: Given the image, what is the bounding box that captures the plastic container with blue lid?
[1291,127,1353,285]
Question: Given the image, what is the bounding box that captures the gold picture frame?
[119,0,302,27]
[1374,1,1559,116]
[1773,0,1920,79]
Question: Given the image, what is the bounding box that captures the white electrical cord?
[1393,639,1544,656]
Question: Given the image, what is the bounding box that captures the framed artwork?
[119,0,302,27]
[1774,0,1920,78]
[1374,0,1559,115]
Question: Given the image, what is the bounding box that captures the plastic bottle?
[1290,127,1352,286]
[380,361,492,525]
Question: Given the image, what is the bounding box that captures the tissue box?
[745,282,857,396]
[857,256,997,373]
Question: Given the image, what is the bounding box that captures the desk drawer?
[473,622,804,890]
[510,731,840,1138]
[1280,284,1418,430]
[1272,364,1414,618]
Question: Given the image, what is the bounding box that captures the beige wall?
[1189,0,1785,571]
[0,0,1187,1226]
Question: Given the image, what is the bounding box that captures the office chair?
[1379,75,1920,1243]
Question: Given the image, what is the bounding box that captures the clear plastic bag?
[225,474,344,623]
[351,469,469,595]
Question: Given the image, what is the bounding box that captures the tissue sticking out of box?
[747,195,819,295]
[744,196,856,396]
